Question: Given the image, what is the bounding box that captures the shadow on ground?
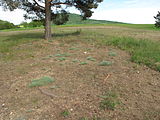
[4,30,81,41]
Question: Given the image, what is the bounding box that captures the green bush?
[0,20,16,30]
[20,20,43,28]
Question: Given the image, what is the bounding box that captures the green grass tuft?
[61,110,70,117]
[108,51,117,56]
[69,47,78,50]
[80,62,88,65]
[54,53,71,57]
[99,91,120,110]
[72,59,79,63]
[29,76,54,87]
[57,57,66,61]
[86,56,96,61]
[98,61,113,66]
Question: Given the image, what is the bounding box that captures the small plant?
[86,56,96,61]
[72,59,79,63]
[69,47,78,50]
[61,110,70,117]
[98,61,113,66]
[80,62,88,65]
[29,76,54,87]
[54,53,71,57]
[99,91,120,110]
[108,51,117,56]
[57,57,66,61]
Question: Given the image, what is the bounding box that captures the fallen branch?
[104,74,111,83]
[38,87,57,98]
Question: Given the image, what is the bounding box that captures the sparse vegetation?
[99,91,120,110]
[0,25,160,120]
[29,76,54,87]
[72,59,79,63]
[102,36,160,71]
[86,56,96,61]
[80,62,88,65]
[61,110,70,117]
[98,61,113,66]
[57,57,66,61]
[108,51,117,56]
[54,53,71,57]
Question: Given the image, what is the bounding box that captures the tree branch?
[33,0,45,9]
[51,2,72,6]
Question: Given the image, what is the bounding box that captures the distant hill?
[0,20,16,30]
[66,13,125,25]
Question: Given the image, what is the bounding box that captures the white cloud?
[91,8,159,24]
[0,8,29,25]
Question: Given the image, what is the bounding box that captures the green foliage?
[99,91,120,110]
[154,11,160,28]
[98,61,112,66]
[1,0,103,25]
[72,59,79,63]
[103,36,160,71]
[80,62,88,65]
[0,20,16,30]
[20,20,43,28]
[61,110,70,117]
[53,10,69,25]
[29,76,54,87]
[54,53,71,57]
[57,57,66,61]
[108,51,117,56]
[86,56,96,61]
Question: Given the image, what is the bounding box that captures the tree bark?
[45,0,52,40]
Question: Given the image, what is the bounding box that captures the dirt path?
[0,36,160,120]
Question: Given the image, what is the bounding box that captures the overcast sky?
[0,0,159,24]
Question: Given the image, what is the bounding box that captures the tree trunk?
[45,0,52,40]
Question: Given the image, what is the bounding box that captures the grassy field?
[0,24,160,71]
[0,25,160,120]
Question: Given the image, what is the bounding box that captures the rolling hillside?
[66,13,125,25]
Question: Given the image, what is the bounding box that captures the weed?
[61,110,70,117]
[87,56,96,61]
[69,47,78,50]
[80,62,88,65]
[55,53,71,57]
[98,61,113,66]
[99,91,120,110]
[72,59,79,63]
[108,51,117,56]
[42,55,54,59]
[57,57,66,61]
[29,76,54,87]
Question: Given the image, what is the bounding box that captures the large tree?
[154,11,160,28]
[0,0,103,40]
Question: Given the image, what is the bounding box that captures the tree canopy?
[154,11,160,28]
[0,0,103,40]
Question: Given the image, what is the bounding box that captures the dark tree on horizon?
[154,11,160,28]
[0,0,103,40]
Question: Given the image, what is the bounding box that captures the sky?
[0,0,159,25]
